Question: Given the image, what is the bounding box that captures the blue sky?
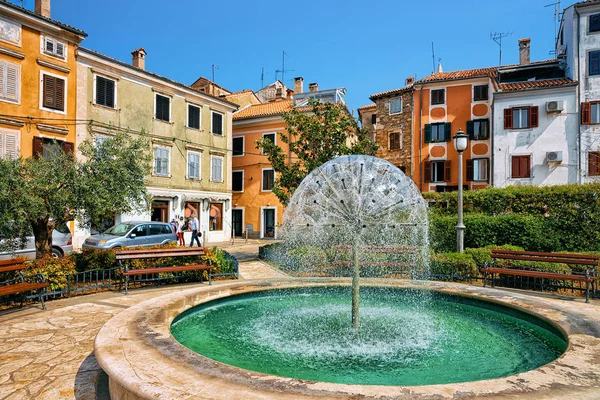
[14,0,576,112]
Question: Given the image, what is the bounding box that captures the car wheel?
[51,248,63,258]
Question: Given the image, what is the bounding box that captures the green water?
[171,287,567,386]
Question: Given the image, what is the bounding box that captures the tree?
[256,98,378,205]
[0,130,152,258]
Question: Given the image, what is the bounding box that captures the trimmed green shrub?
[429,252,477,278]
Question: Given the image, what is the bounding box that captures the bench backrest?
[115,247,205,260]
[0,259,27,273]
[491,249,600,266]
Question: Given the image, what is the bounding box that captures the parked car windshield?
[104,223,135,236]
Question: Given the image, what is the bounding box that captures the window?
[590,14,600,33]
[233,137,244,156]
[155,94,170,122]
[389,132,401,150]
[466,119,490,140]
[32,137,73,160]
[431,89,445,105]
[589,152,600,176]
[504,107,538,129]
[42,74,65,111]
[262,133,276,154]
[371,114,377,125]
[211,155,223,182]
[390,97,402,114]
[0,60,19,104]
[511,155,531,178]
[581,102,600,124]
[425,122,451,143]
[424,160,450,183]
[590,51,600,76]
[211,111,223,135]
[43,37,66,60]
[209,203,223,231]
[188,104,200,129]
[0,128,18,159]
[467,158,489,182]
[262,169,275,191]
[187,151,200,180]
[232,170,244,192]
[154,147,170,176]
[132,224,148,237]
[95,76,115,108]
[473,85,488,101]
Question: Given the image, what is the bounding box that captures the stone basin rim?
[94,278,600,400]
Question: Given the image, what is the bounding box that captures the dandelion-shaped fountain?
[278,155,429,328]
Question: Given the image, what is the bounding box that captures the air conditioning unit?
[546,100,564,113]
[546,151,563,164]
[557,45,567,57]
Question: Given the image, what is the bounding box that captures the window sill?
[186,126,201,131]
[510,177,532,180]
[232,154,245,157]
[389,111,402,115]
[153,118,174,125]
[211,132,224,136]
[42,51,67,62]
[0,97,20,105]
[92,102,117,111]
[431,103,445,106]
[261,189,274,192]
[209,180,224,184]
[232,190,244,193]
[152,173,171,178]
[186,177,202,181]
[507,128,533,132]
[40,106,66,115]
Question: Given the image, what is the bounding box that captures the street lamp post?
[453,128,468,253]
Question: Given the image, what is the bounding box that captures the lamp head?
[453,129,468,152]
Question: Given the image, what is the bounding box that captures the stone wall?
[373,90,414,177]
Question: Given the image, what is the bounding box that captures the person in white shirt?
[189,212,202,247]
[176,216,185,246]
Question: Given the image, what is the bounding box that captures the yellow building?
[0,0,86,159]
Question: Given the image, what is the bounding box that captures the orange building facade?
[0,1,86,159]
[412,68,496,192]
[231,100,292,238]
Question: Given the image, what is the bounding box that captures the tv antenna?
[211,64,219,82]
[431,42,436,73]
[490,32,512,66]
[545,1,562,50]
[260,67,264,88]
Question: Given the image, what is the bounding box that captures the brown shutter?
[423,161,431,183]
[444,160,451,182]
[43,75,55,109]
[504,108,512,129]
[511,156,520,178]
[521,156,531,178]
[582,102,591,125]
[55,78,65,111]
[466,159,474,181]
[529,106,539,128]
[62,141,74,154]
[590,152,600,176]
[32,137,44,159]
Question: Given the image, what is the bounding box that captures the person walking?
[176,216,186,246]
[189,212,202,247]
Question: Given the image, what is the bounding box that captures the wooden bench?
[0,259,48,310]
[482,249,598,303]
[115,247,213,294]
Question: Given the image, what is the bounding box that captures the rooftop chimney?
[294,77,304,94]
[405,76,415,86]
[308,82,318,92]
[34,0,50,18]
[519,38,531,65]
[131,48,147,70]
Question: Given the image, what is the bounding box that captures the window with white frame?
[188,104,201,129]
[95,75,115,108]
[0,60,19,104]
[262,169,275,191]
[187,151,201,179]
[0,128,19,159]
[211,111,223,135]
[512,108,529,129]
[154,147,170,176]
[233,136,244,156]
[467,158,489,182]
[43,36,66,60]
[155,94,170,122]
[211,155,223,182]
[262,133,275,155]
[232,170,244,192]
[41,73,66,112]
[592,103,600,124]
[390,97,402,114]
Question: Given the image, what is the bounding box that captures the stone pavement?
[0,242,284,400]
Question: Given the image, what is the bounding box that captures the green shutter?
[424,124,432,143]
[444,122,452,142]
[466,120,474,140]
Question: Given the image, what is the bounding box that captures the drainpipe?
[576,6,582,185]
[419,83,424,192]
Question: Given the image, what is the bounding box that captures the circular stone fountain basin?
[171,286,567,386]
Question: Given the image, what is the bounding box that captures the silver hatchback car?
[81,221,177,250]
[0,223,74,261]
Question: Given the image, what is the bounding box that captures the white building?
[559,0,600,183]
